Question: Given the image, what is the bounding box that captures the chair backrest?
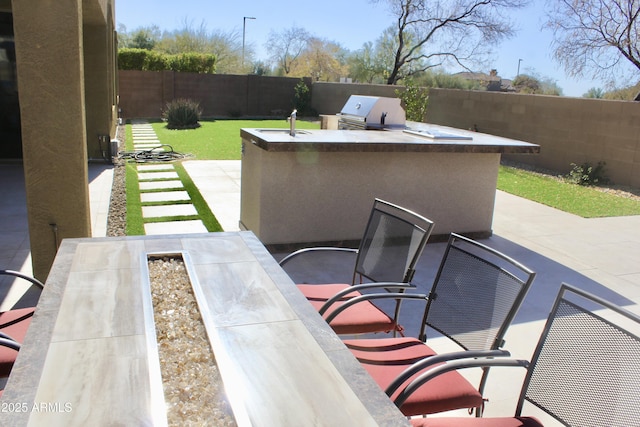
[517,284,640,427]
[353,199,434,285]
[420,233,536,349]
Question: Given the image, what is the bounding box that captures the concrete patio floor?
[2,159,639,421]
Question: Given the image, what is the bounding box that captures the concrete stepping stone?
[141,191,190,203]
[144,220,208,235]
[130,120,215,235]
[139,180,184,191]
[142,204,197,218]
[138,171,179,181]
[134,145,163,151]
[138,164,174,172]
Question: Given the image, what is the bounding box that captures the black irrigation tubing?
[119,145,193,163]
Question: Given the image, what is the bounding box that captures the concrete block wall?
[117,73,640,188]
[426,89,640,188]
[118,71,307,119]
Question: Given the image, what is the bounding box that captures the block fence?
[118,70,311,119]
[426,88,640,188]
[118,72,640,187]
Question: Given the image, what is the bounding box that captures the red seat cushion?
[344,337,484,416]
[0,308,34,377]
[410,416,543,427]
[297,283,356,302]
[297,284,397,335]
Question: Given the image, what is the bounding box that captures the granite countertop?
[241,122,540,154]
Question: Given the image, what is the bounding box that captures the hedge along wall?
[118,70,310,119]
[426,88,640,188]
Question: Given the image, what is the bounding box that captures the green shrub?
[118,48,148,70]
[162,99,202,129]
[144,51,169,71]
[396,79,429,122]
[118,49,216,73]
[169,53,217,74]
[292,79,315,116]
[566,161,609,186]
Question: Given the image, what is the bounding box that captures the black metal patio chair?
[407,283,640,427]
[341,233,536,417]
[279,198,434,336]
[0,270,44,377]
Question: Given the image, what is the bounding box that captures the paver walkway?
[130,121,207,235]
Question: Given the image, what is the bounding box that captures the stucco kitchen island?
[240,123,539,248]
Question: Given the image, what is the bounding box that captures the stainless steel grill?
[337,95,406,130]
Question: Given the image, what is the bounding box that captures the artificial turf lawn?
[150,119,321,160]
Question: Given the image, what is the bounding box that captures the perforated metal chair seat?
[409,416,543,427]
[346,337,483,416]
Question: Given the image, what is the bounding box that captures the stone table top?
[0,232,408,426]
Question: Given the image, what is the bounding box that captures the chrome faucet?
[288,109,297,136]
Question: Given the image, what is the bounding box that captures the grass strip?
[497,165,640,218]
[173,162,223,232]
[143,215,201,223]
[125,162,145,235]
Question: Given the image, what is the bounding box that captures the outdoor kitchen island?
[240,122,539,248]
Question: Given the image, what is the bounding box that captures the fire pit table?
[0,232,408,426]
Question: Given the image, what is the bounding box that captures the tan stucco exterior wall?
[11,0,117,279]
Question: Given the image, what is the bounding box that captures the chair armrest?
[318,282,418,315]
[278,247,358,267]
[393,356,529,408]
[0,336,21,352]
[383,348,512,397]
[324,291,429,322]
[0,270,45,289]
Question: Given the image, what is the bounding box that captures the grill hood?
[338,95,406,130]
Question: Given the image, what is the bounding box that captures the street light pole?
[242,16,256,69]
[517,58,523,77]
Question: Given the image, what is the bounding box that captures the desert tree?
[348,42,386,83]
[583,87,605,98]
[545,0,640,85]
[117,24,161,50]
[156,20,243,73]
[290,38,349,81]
[371,0,528,84]
[265,26,310,75]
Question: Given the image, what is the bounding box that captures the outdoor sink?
[256,129,311,135]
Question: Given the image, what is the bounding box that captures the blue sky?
[116,0,604,97]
